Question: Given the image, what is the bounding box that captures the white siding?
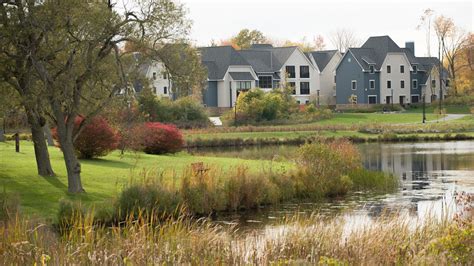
[281,49,319,105]
[147,62,171,97]
[380,53,411,104]
[319,52,342,105]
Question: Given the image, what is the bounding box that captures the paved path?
[426,114,467,123]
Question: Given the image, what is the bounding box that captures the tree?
[455,33,474,94]
[434,15,469,96]
[417,8,435,57]
[228,29,267,50]
[330,29,360,53]
[0,1,55,176]
[155,43,207,98]
[281,35,326,52]
[8,0,190,193]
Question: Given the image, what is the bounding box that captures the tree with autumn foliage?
[434,15,470,96]
[221,29,268,50]
[281,35,326,52]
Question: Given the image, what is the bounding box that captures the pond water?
[189,141,474,232]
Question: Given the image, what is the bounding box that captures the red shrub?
[53,116,119,159]
[136,122,184,154]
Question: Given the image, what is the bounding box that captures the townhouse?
[200,44,341,107]
[335,36,448,106]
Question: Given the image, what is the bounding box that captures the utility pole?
[422,92,426,123]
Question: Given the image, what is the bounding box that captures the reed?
[1,204,471,265]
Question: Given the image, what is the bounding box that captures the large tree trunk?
[51,102,84,193]
[61,137,84,193]
[25,109,55,177]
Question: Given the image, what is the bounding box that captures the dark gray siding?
[410,71,425,100]
[364,72,380,104]
[203,81,218,107]
[336,52,366,104]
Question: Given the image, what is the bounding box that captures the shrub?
[57,199,85,231]
[53,116,119,159]
[116,183,181,220]
[0,192,20,221]
[229,88,298,123]
[137,122,184,154]
[294,140,361,198]
[138,93,210,128]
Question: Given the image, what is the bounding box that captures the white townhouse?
[200,44,333,107]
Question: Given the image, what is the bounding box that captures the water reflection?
[192,141,474,230]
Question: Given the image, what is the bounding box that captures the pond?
[189,141,474,232]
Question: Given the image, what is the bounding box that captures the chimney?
[405,42,415,55]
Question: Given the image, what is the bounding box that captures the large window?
[412,79,418,89]
[288,82,296,94]
[400,65,405,73]
[236,81,252,90]
[351,80,357,90]
[258,76,272,89]
[387,65,391,73]
[300,66,310,78]
[387,80,392,89]
[369,80,375,89]
[368,95,377,104]
[400,80,405,89]
[286,66,295,78]
[300,82,310,94]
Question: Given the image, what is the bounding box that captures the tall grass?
[1,207,471,264]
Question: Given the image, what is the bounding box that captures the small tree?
[53,116,119,159]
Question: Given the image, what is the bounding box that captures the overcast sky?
[177,0,472,56]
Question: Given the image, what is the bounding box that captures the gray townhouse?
[200,44,341,108]
[335,36,448,106]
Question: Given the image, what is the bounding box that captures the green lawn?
[0,141,292,219]
[404,104,473,114]
[312,113,440,125]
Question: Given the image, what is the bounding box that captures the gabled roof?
[199,46,250,80]
[309,50,338,71]
[229,72,256,81]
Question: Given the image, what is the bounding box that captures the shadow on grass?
[80,157,134,169]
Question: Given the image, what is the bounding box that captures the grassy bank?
[1,210,471,264]
[0,141,291,219]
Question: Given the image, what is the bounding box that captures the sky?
[176,0,472,56]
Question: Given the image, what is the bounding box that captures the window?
[258,76,272,89]
[300,66,310,78]
[412,79,418,89]
[286,66,295,78]
[369,65,375,74]
[368,96,377,104]
[369,80,375,89]
[288,82,296,94]
[163,86,167,94]
[152,72,157,80]
[236,81,252,90]
[351,80,357,90]
[400,80,405,89]
[431,79,436,87]
[387,80,392,89]
[400,65,405,73]
[387,65,391,73]
[300,82,310,94]
[163,73,167,79]
[411,95,420,103]
[413,65,417,73]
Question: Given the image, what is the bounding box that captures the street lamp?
[421,86,426,124]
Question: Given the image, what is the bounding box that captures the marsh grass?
[1,206,471,265]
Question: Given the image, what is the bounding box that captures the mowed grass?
[404,104,473,114]
[0,141,292,219]
[311,112,440,125]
